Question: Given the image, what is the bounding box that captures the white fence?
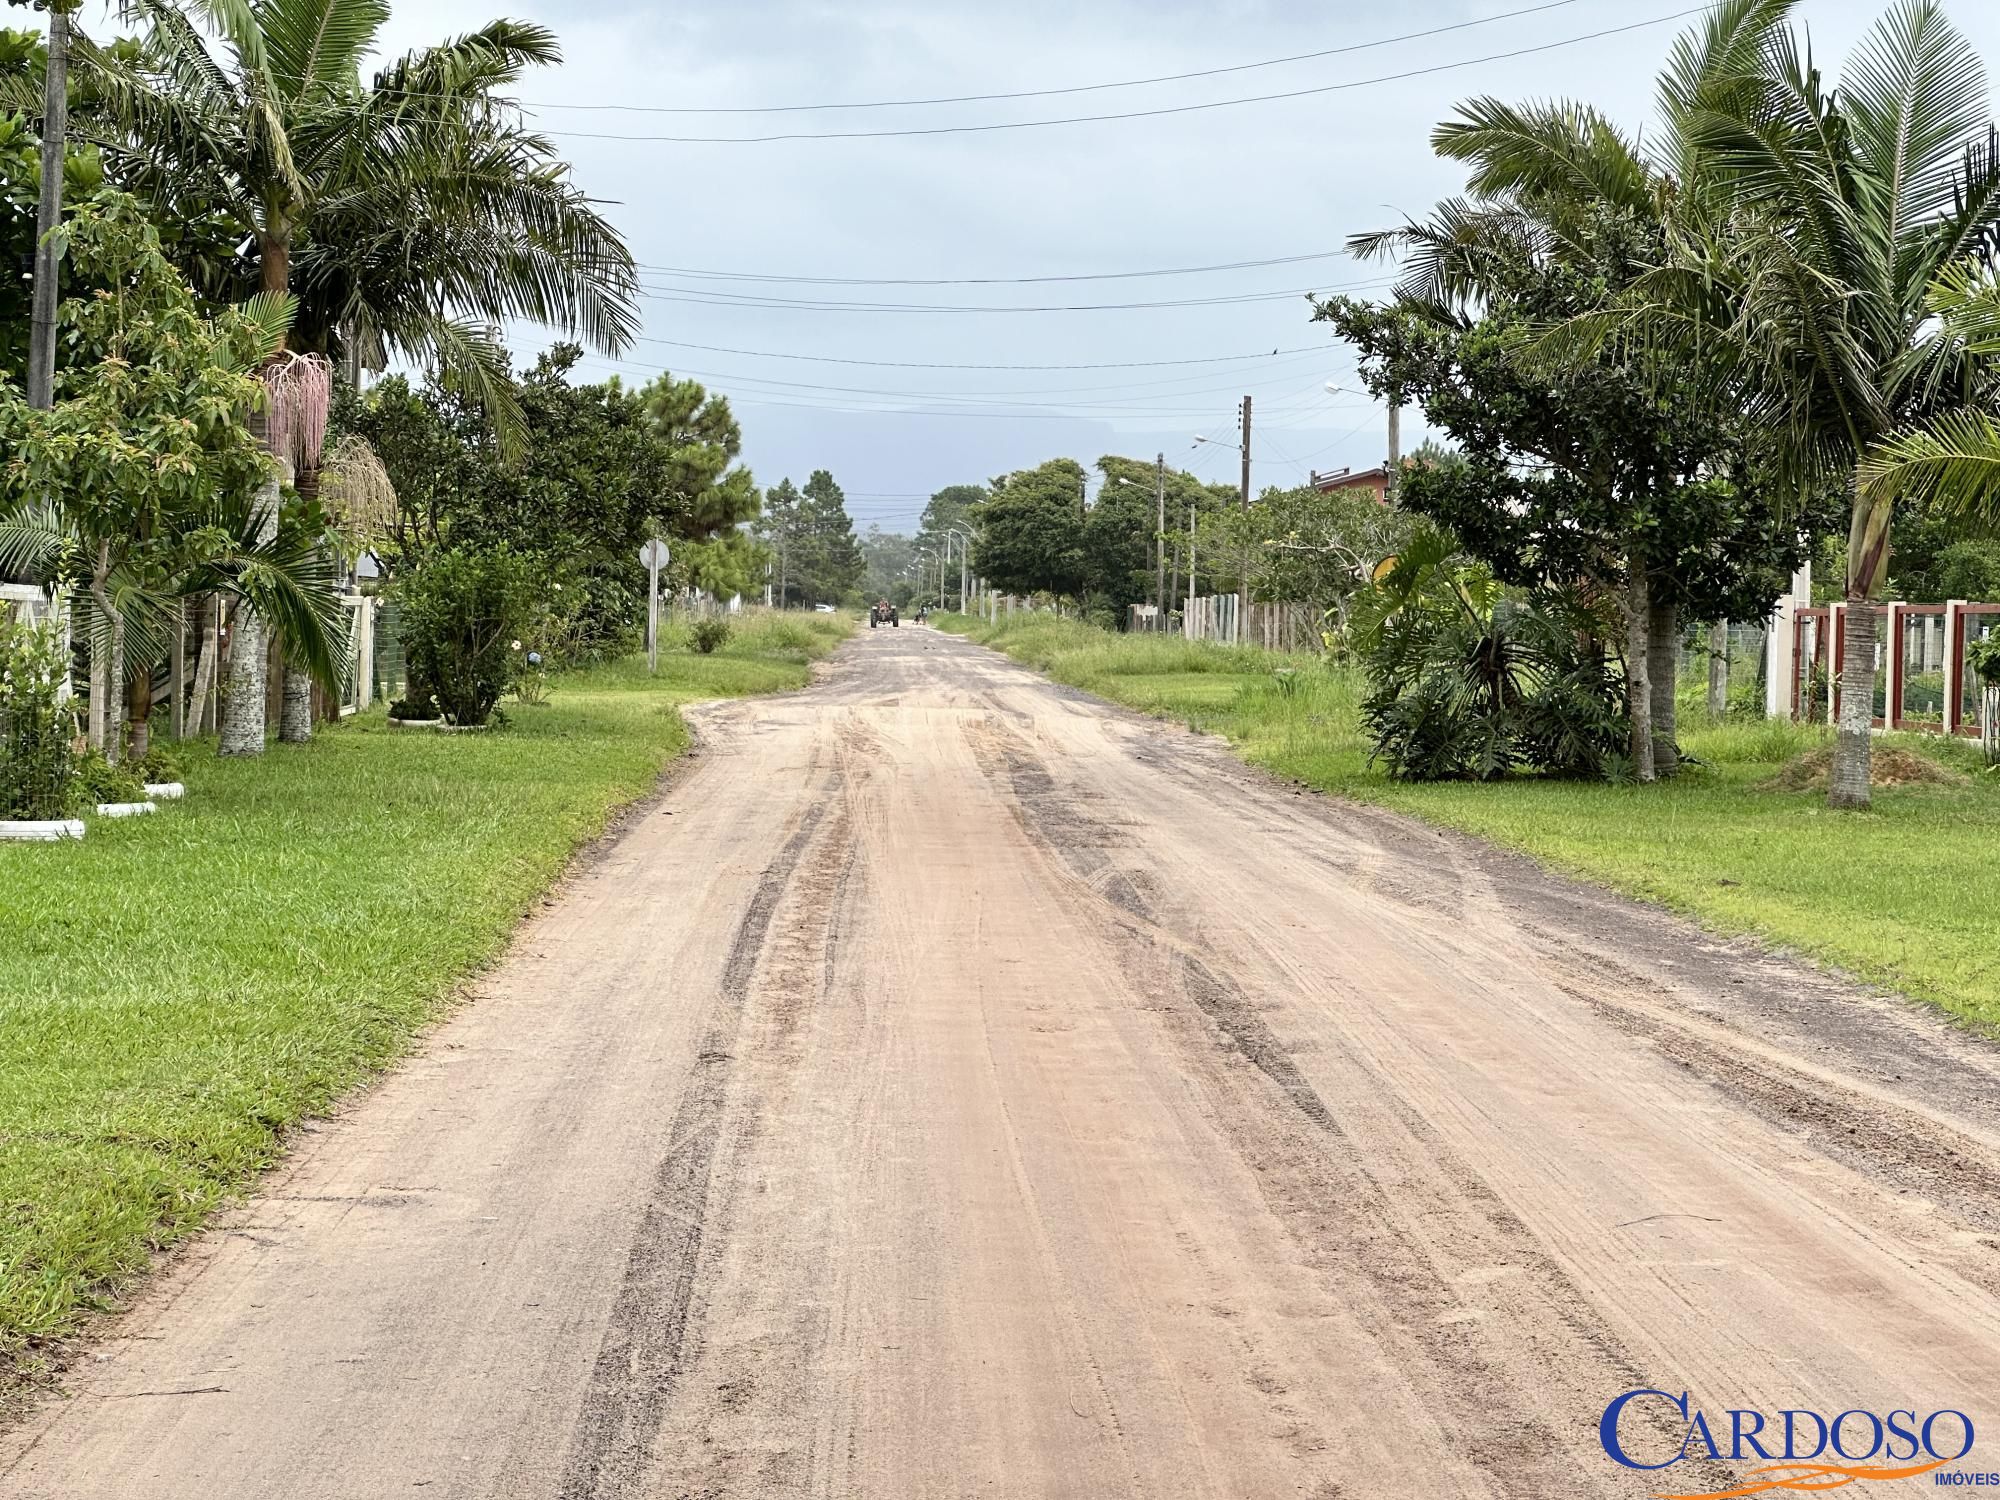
[1182,594,1320,651]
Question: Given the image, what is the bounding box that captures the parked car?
[813,603,836,613]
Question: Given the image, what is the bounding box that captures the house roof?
[1308,465,1390,494]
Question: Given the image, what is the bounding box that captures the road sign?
[639,541,670,672]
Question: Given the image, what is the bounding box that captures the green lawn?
[942,612,2000,1028]
[0,610,849,1392]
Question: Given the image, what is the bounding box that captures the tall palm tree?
[55,0,637,751]
[1625,0,2000,807]
[73,0,638,435]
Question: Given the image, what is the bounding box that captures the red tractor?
[870,600,899,628]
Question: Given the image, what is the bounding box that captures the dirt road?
[9,627,2000,1498]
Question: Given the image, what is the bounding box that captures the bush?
[136,743,184,784]
[395,545,539,727]
[1362,588,1627,782]
[73,750,146,806]
[689,618,731,655]
[0,615,78,819]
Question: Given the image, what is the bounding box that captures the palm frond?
[1434,96,1651,217]
[410,314,525,462]
[1860,407,2000,523]
[259,0,388,103]
[1840,0,1989,265]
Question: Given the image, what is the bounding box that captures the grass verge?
[941,611,2000,1028]
[0,609,850,1394]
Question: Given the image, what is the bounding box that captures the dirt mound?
[1762,745,1968,792]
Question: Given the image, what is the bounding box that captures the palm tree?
[74,1,638,434]
[56,0,637,750]
[1623,0,2000,807]
[0,192,345,765]
[1858,264,2000,517]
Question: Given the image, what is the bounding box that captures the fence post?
[357,596,375,710]
[1884,601,1906,729]
[1944,600,1967,735]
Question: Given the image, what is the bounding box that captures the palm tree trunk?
[1625,552,1655,783]
[219,472,282,757]
[278,461,323,744]
[1830,476,1891,810]
[106,617,124,763]
[86,543,111,753]
[126,657,151,765]
[1647,594,1680,777]
[279,665,313,742]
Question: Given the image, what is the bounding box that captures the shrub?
[136,743,184,784]
[395,545,539,727]
[0,615,78,819]
[689,618,731,655]
[1969,633,2000,688]
[73,750,146,806]
[1362,585,1627,782]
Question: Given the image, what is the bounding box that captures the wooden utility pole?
[1154,452,1166,625]
[27,5,68,411]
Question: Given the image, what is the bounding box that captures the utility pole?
[1187,502,1198,603]
[1154,452,1166,627]
[28,4,69,411]
[1078,471,1087,522]
[1237,396,1252,644]
[1386,400,1402,498]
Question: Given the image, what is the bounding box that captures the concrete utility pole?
[1154,452,1166,624]
[1187,503,1198,604]
[1387,401,1402,498]
[1237,396,1252,644]
[28,5,69,411]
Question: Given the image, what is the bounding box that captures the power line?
[575,351,1336,403]
[540,7,1714,144]
[516,1,1582,115]
[573,345,1350,407]
[632,278,1388,313]
[629,248,1347,287]
[629,338,1331,371]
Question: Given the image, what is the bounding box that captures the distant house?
[1308,465,1391,503]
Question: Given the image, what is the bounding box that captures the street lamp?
[943,527,972,610]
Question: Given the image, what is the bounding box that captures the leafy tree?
[1089,456,1214,618]
[1600,0,2000,806]
[792,469,864,605]
[860,525,917,604]
[0,191,341,759]
[1317,23,1829,780]
[1217,479,1418,646]
[973,459,1087,601]
[341,349,765,652]
[67,0,637,438]
[914,483,984,568]
[755,477,805,605]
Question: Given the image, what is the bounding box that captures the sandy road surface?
[9,626,2000,1499]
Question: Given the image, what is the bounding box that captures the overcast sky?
[76,2,2000,532]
